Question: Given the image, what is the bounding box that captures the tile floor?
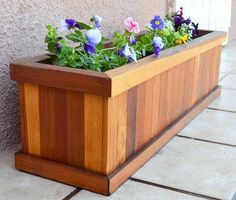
[1,41,236,200]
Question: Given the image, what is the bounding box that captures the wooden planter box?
[10,31,226,195]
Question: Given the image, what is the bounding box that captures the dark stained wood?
[126,87,137,158]
[10,63,111,97]
[15,151,109,195]
[18,83,28,153]
[135,82,146,152]
[67,91,85,168]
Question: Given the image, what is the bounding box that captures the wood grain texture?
[15,151,109,195]
[108,86,221,194]
[84,94,103,173]
[24,83,41,156]
[67,91,85,168]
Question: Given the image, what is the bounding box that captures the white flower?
[94,15,102,23]
[86,29,102,45]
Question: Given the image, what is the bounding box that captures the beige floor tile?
[179,109,236,145]
[71,181,204,200]
[133,137,236,200]
[220,74,236,89]
[219,72,228,80]
[221,46,236,62]
[220,61,236,73]
[209,88,236,112]
[0,147,75,200]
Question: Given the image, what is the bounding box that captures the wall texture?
[229,0,236,41]
[0,0,167,151]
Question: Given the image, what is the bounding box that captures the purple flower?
[192,22,199,37]
[174,16,183,30]
[56,42,62,51]
[60,19,81,31]
[153,36,164,57]
[86,29,102,45]
[84,42,96,55]
[118,43,137,63]
[183,18,191,25]
[130,35,137,45]
[150,16,164,30]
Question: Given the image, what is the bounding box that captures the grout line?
[221,87,236,91]
[62,188,81,200]
[176,135,236,148]
[207,107,236,114]
[130,178,222,200]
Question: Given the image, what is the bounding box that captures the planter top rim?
[10,30,226,97]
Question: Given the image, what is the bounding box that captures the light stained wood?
[24,83,41,156]
[191,55,201,104]
[84,94,103,173]
[116,92,128,166]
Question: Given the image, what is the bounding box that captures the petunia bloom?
[124,17,140,34]
[153,36,164,57]
[60,19,80,31]
[150,16,164,30]
[86,29,102,45]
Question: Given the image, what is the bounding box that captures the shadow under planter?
[10,30,226,195]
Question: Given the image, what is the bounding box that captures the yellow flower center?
[155,20,160,25]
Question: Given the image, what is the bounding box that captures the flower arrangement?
[45,7,199,72]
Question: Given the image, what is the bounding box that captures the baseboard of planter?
[15,86,221,195]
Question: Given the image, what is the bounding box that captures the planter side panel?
[105,45,222,174]
[19,84,109,174]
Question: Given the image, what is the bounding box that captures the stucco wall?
[0,0,167,151]
[229,0,236,41]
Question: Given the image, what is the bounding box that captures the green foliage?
[44,15,195,72]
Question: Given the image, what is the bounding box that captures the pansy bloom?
[150,16,164,30]
[84,29,102,54]
[60,19,81,31]
[153,36,164,57]
[91,15,102,28]
[124,17,140,34]
[118,43,137,63]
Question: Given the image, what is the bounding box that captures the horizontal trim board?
[15,151,109,195]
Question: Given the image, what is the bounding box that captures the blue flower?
[150,16,164,30]
[93,15,102,28]
[86,29,102,45]
[153,36,164,57]
[84,43,96,55]
[60,19,81,31]
[118,43,137,63]
[130,35,137,45]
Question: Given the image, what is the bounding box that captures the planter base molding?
[15,86,220,195]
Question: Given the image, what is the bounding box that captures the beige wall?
[229,0,236,41]
[0,0,167,150]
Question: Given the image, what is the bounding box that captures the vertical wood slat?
[143,78,154,145]
[151,76,161,139]
[126,87,137,158]
[84,94,103,173]
[116,92,128,166]
[24,83,41,157]
[135,82,146,152]
[67,91,84,168]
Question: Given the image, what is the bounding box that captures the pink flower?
[124,17,140,34]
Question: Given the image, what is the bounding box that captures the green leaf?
[66,33,82,42]
[77,22,92,30]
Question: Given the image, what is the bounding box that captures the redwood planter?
[10,30,226,195]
